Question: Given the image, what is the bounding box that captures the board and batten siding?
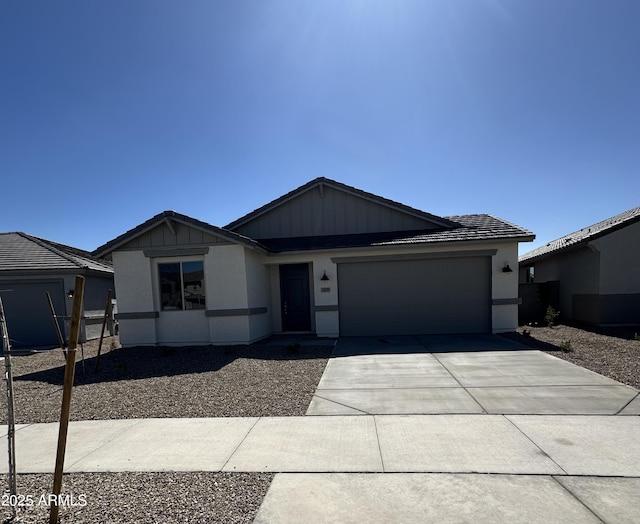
[120,221,231,250]
[234,185,438,239]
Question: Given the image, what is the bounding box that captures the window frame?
[157,259,206,311]
[525,265,535,283]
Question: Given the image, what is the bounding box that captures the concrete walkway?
[263,334,640,523]
[307,335,639,415]
[1,414,640,522]
[2,334,639,522]
[3,414,639,476]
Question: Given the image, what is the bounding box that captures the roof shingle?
[519,206,640,263]
[0,233,113,273]
[259,215,534,253]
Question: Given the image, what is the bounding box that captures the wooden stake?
[49,275,84,524]
[0,295,17,521]
[46,292,67,360]
[93,289,112,373]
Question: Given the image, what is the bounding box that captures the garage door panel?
[338,257,490,336]
[0,280,65,349]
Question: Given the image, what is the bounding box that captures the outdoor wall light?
[67,289,74,298]
[502,262,513,273]
[320,271,330,281]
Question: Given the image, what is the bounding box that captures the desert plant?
[560,340,573,353]
[634,333,640,341]
[160,347,175,357]
[544,306,560,327]
[286,343,301,354]
[522,328,531,337]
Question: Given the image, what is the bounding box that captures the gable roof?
[92,210,266,259]
[224,177,462,231]
[93,181,535,258]
[0,232,113,274]
[519,205,640,264]
[260,214,534,253]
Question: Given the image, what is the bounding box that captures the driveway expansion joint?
[67,418,145,470]
[219,416,261,472]
[503,415,569,476]
[550,476,607,524]
[615,390,640,415]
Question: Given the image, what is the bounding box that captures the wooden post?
[49,275,84,524]
[46,292,67,360]
[0,295,17,521]
[93,289,112,373]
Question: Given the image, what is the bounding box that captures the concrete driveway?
[307,335,638,415]
[4,334,638,522]
[251,334,640,523]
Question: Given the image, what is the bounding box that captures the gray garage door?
[338,257,491,336]
[0,280,66,349]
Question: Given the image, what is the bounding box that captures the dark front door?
[280,264,311,331]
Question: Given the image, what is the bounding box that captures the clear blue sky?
[2,1,638,254]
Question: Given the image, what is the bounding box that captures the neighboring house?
[0,233,115,349]
[519,206,640,326]
[93,178,534,347]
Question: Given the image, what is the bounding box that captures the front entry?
[280,264,311,331]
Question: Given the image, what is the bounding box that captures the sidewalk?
[2,335,639,522]
[2,414,639,476]
[257,335,640,523]
[2,414,639,522]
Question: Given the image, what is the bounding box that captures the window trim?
[525,265,535,283]
[157,259,206,311]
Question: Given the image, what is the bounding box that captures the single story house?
[93,178,534,346]
[0,232,115,349]
[519,205,640,325]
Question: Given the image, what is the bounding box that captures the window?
[159,261,206,310]
[525,265,535,283]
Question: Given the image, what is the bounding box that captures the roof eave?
[519,238,591,265]
[93,211,267,259]
[0,267,113,277]
[519,207,640,264]
[265,233,534,255]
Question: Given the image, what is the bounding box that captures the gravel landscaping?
[1,327,637,522]
[505,324,640,390]
[1,472,273,523]
[1,336,334,425]
[0,336,332,522]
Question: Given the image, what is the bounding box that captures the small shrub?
[286,343,301,354]
[545,306,560,327]
[634,333,640,341]
[115,361,128,376]
[560,340,573,353]
[522,328,531,337]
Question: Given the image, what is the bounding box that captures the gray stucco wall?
[522,220,640,325]
[0,271,115,348]
[592,220,640,294]
[573,293,640,325]
[533,246,600,321]
[81,274,116,340]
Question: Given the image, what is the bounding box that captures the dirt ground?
[1,336,334,424]
[3,325,638,425]
[504,323,640,390]
[1,328,637,522]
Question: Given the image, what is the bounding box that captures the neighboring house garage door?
[0,280,66,349]
[338,256,491,336]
